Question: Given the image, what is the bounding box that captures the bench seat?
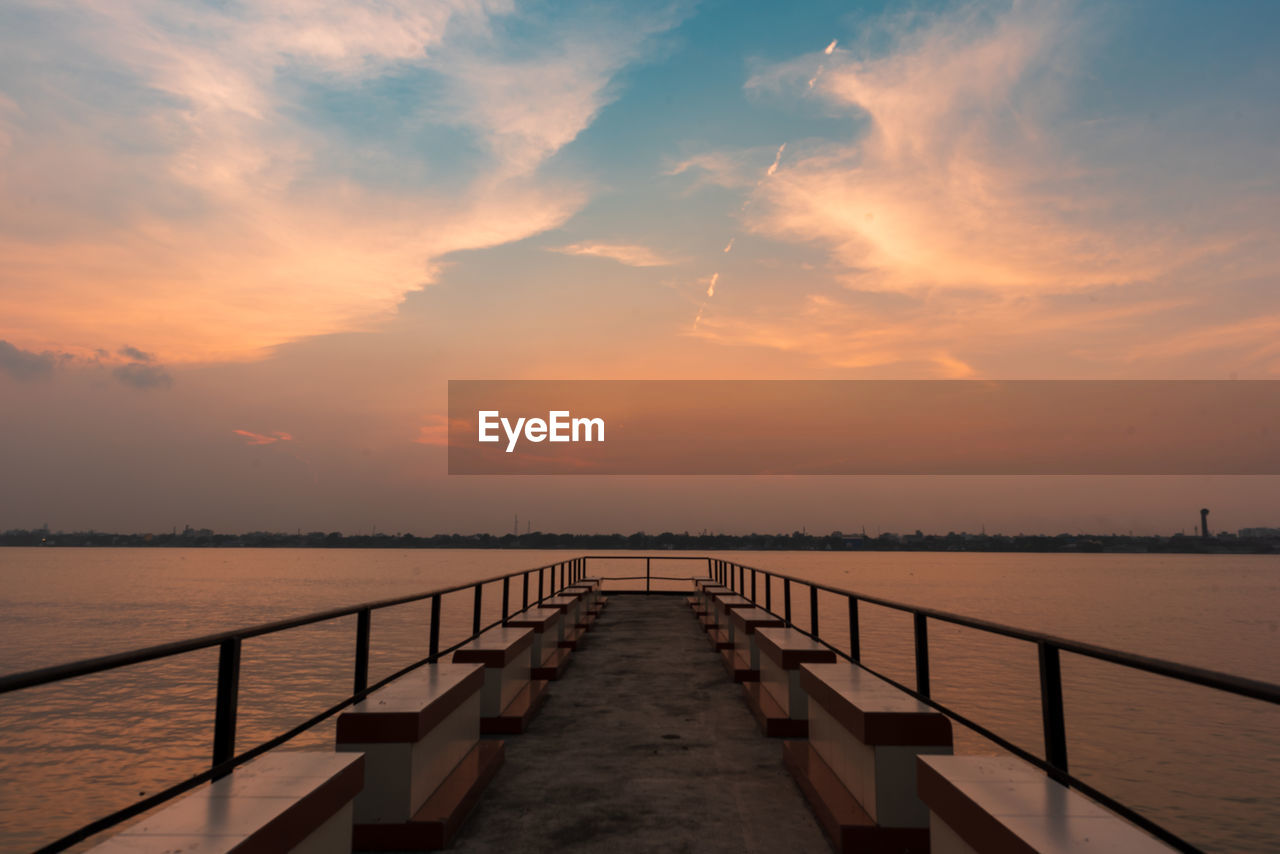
[336,662,501,850]
[724,607,785,682]
[705,591,754,637]
[560,585,600,625]
[505,607,570,680]
[918,756,1174,854]
[695,586,733,626]
[88,751,363,854]
[784,661,952,853]
[745,626,837,737]
[541,593,587,649]
[452,626,547,734]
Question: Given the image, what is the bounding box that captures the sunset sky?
[2,0,1278,536]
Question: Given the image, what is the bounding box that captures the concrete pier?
[448,595,829,853]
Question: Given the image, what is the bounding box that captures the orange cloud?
[413,415,472,447]
[550,242,675,267]
[234,429,294,446]
[0,1,685,364]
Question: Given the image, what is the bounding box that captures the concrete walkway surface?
[450,594,829,854]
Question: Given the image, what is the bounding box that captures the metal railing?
[2,553,1277,853]
[703,556,1280,854]
[0,556,592,853]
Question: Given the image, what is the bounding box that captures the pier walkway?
[449,594,829,853]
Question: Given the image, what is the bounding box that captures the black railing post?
[810,585,819,636]
[211,637,241,775]
[751,569,757,603]
[353,608,371,695]
[1039,641,1069,776]
[502,576,511,624]
[428,593,442,662]
[522,571,529,609]
[538,567,545,602]
[765,573,772,611]
[472,583,483,637]
[847,595,860,662]
[913,613,930,697]
[783,579,792,625]
[738,564,745,594]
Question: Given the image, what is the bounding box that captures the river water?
[0,548,1276,852]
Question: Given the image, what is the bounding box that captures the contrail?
[691,38,831,331]
[766,143,786,177]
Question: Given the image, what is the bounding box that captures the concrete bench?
[724,606,786,682]
[918,756,1175,854]
[505,606,570,680]
[336,661,502,850]
[89,751,363,854]
[784,661,953,853]
[744,626,837,737]
[562,584,602,629]
[452,625,547,734]
[541,592,587,650]
[705,592,755,649]
[690,584,731,621]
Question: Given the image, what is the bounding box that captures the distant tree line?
[1,526,1276,553]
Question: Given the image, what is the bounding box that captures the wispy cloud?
[413,415,472,447]
[118,346,154,363]
[0,1,688,362]
[234,429,294,446]
[680,3,1280,374]
[113,362,173,389]
[738,3,1268,295]
[551,242,676,267]
[0,339,59,381]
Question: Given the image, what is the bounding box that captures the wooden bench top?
[918,756,1173,853]
[90,751,363,854]
[755,626,838,668]
[712,593,755,609]
[728,607,787,633]
[540,595,580,613]
[799,662,952,746]
[504,606,561,632]
[452,626,534,667]
[336,662,484,744]
[575,577,602,588]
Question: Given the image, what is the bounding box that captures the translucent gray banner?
[447,380,1280,475]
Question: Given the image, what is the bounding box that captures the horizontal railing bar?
[591,575,702,582]
[716,559,1280,705]
[0,562,576,694]
[7,555,1275,706]
[577,555,715,560]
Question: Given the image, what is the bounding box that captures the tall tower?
[1200,508,1210,539]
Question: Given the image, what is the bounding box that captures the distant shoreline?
[3,528,1276,554]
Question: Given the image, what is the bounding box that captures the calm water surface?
[0,548,1276,852]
